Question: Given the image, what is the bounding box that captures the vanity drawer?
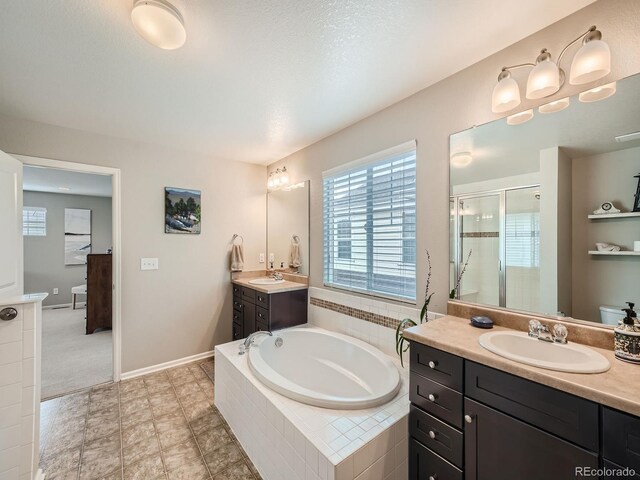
[241,287,256,302]
[410,342,463,392]
[232,310,242,325]
[409,438,462,480]
[256,320,269,332]
[465,361,599,451]
[232,298,243,312]
[256,291,270,309]
[603,407,640,472]
[256,306,269,325]
[232,321,243,341]
[410,405,463,468]
[232,284,241,298]
[411,372,463,429]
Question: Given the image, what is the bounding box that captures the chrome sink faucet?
[238,330,273,355]
[271,271,283,281]
[528,320,568,344]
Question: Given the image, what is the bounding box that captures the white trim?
[35,468,45,480]
[322,139,416,178]
[14,154,123,382]
[120,350,215,381]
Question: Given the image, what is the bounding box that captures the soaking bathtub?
[247,327,401,409]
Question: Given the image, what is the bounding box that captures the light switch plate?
[259,253,265,263]
[53,288,58,295]
[141,258,159,271]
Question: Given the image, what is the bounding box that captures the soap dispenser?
[614,302,640,364]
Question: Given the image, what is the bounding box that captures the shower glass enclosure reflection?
[451,186,540,312]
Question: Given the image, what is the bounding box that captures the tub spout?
[239,330,273,354]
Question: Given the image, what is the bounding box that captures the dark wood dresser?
[86,253,112,334]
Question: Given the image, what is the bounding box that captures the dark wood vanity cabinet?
[232,283,307,339]
[409,341,637,480]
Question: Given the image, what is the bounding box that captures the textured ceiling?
[0,0,595,165]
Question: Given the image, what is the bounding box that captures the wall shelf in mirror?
[588,212,640,219]
[588,250,640,256]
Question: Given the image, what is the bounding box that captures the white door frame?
[15,154,123,382]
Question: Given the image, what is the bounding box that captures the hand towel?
[231,244,244,271]
[288,241,301,268]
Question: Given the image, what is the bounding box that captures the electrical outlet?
[269,253,275,263]
[259,253,265,263]
[53,288,59,295]
[141,258,159,271]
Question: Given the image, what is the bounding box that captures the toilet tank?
[600,305,626,325]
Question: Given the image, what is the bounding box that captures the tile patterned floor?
[39,358,262,480]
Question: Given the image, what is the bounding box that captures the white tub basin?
[248,278,285,285]
[479,331,610,374]
[248,327,401,409]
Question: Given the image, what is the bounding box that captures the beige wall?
[267,0,640,315]
[0,117,266,373]
[23,191,113,306]
[572,145,640,322]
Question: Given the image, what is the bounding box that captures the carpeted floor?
[41,307,112,399]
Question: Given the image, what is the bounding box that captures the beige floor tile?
[123,454,164,480]
[212,460,255,480]
[189,410,223,436]
[122,434,161,467]
[196,425,232,455]
[85,413,120,442]
[166,457,211,480]
[203,443,243,476]
[121,405,153,429]
[162,438,202,472]
[40,447,81,479]
[120,396,151,417]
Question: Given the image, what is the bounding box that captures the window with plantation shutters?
[323,142,417,302]
[23,207,47,236]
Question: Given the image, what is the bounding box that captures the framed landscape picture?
[65,208,92,265]
[165,187,201,234]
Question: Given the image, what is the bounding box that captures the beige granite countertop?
[232,277,308,294]
[404,315,640,417]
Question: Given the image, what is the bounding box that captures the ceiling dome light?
[451,152,473,168]
[492,70,521,113]
[507,109,534,126]
[526,51,561,99]
[578,82,616,103]
[538,97,570,114]
[131,0,186,50]
[570,30,610,85]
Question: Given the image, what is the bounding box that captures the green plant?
[395,250,434,367]
[450,249,472,299]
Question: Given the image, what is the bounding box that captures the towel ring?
[292,235,300,244]
[232,234,244,246]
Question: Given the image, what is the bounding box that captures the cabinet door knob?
[429,476,437,480]
[428,360,437,369]
[428,430,436,439]
[428,394,437,402]
[465,414,474,424]
[0,307,17,321]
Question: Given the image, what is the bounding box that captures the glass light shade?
[507,109,534,126]
[451,152,473,168]
[131,0,186,50]
[526,60,560,99]
[492,77,521,113]
[570,40,611,85]
[538,97,570,114]
[280,172,289,185]
[579,82,616,103]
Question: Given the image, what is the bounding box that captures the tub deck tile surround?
[403,315,640,417]
[215,338,410,480]
[39,358,262,480]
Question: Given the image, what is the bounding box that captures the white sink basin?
[248,278,285,285]
[479,331,610,374]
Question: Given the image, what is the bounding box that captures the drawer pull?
[428,394,437,402]
[429,476,437,480]
[465,414,474,424]
[428,430,436,439]
[258,296,264,302]
[428,360,437,369]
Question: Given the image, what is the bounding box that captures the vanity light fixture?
[267,167,290,190]
[491,26,612,113]
[131,0,186,50]
[579,81,617,103]
[506,109,534,126]
[450,152,473,168]
[538,97,570,114]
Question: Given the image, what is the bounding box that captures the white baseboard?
[120,350,215,381]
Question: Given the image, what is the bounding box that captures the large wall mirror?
[267,180,310,276]
[449,73,640,327]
